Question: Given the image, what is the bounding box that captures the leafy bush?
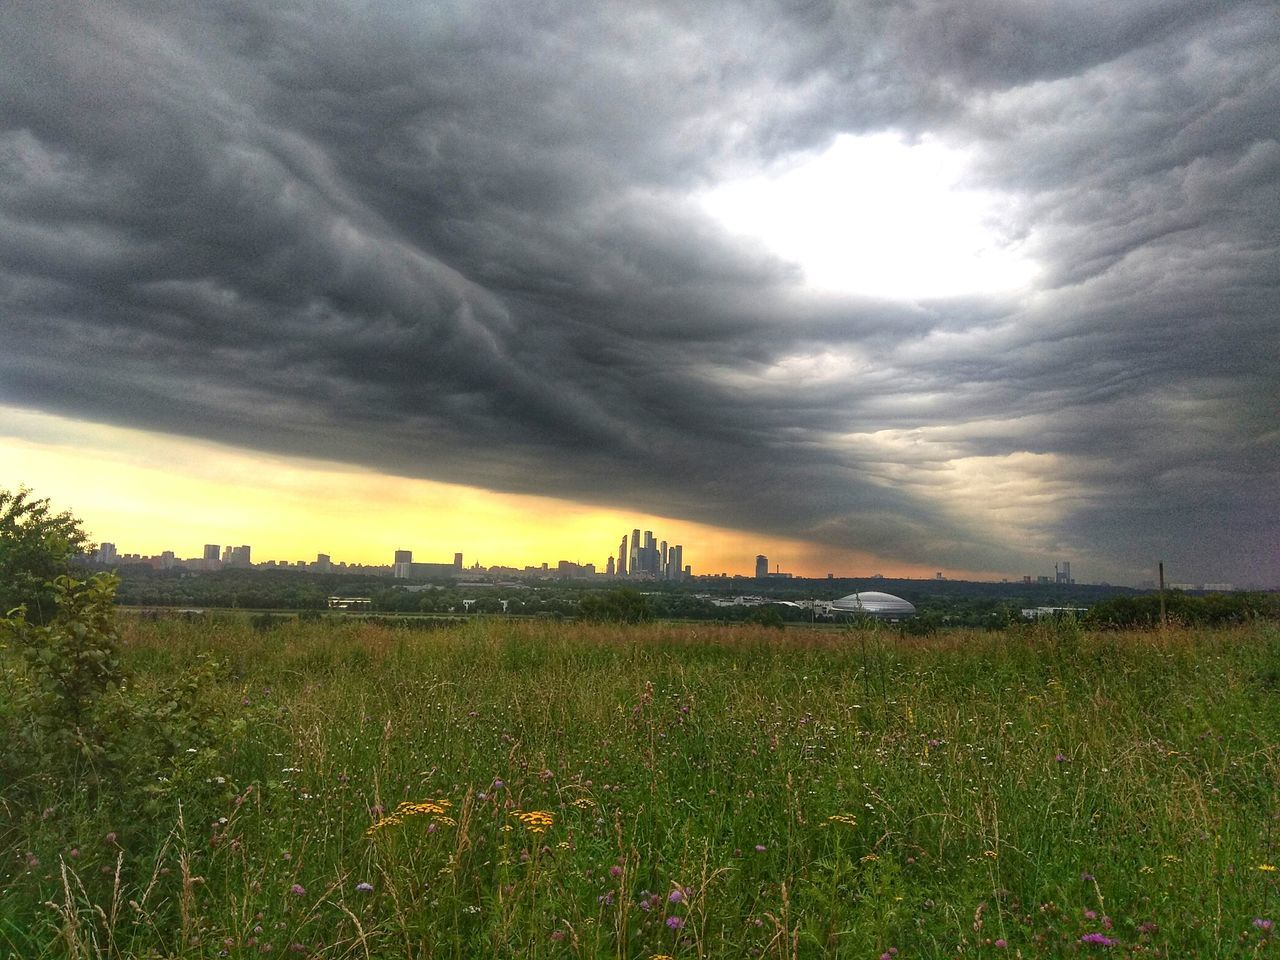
[578,587,653,623]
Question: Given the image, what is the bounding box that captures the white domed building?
[829,591,916,619]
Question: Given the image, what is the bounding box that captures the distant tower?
[204,544,220,561]
[659,540,668,577]
[755,555,768,578]
[454,552,463,570]
[673,545,683,580]
[617,535,628,577]
[394,549,412,565]
[630,529,641,576]
[1056,561,1072,584]
[606,556,615,576]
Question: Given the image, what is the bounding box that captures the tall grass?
[3,618,1278,957]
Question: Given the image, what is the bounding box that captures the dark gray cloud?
[2,0,1277,584]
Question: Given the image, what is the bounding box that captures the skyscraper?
[394,549,412,565]
[630,529,641,576]
[673,544,683,580]
[755,554,768,578]
[204,544,220,561]
[618,536,628,576]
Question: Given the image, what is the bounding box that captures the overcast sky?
[2,0,1277,585]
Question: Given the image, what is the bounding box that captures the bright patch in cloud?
[701,133,1037,300]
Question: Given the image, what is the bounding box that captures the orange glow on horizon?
[1,405,1003,581]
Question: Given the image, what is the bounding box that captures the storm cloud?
[2,0,1277,583]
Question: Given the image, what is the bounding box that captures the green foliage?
[1086,590,1280,628]
[744,604,786,628]
[3,573,123,773]
[0,487,90,624]
[578,586,654,622]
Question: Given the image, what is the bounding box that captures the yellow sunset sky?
[1,405,987,579]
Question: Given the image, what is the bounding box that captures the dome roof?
[829,591,916,617]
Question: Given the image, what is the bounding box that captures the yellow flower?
[513,810,555,834]
[1259,863,1277,872]
[860,853,879,863]
[827,814,858,827]
[983,850,998,859]
[365,798,453,837]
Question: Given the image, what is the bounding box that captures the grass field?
[3,617,1279,958]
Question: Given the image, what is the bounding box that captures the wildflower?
[1055,753,1068,762]
[1259,864,1278,872]
[754,844,767,852]
[289,884,306,897]
[609,865,623,878]
[651,955,675,960]
[994,939,1007,948]
[1079,932,1116,946]
[355,882,373,893]
[827,814,857,827]
[513,810,555,834]
[668,889,684,904]
[493,779,505,789]
[1255,918,1274,931]
[666,916,684,930]
[550,930,565,942]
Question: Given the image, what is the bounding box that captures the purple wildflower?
[1056,753,1068,762]
[289,884,306,897]
[666,916,684,930]
[1080,932,1116,947]
[1255,918,1274,931]
[355,882,373,893]
[994,939,1007,948]
[493,779,505,790]
[755,844,767,852]
[609,865,623,878]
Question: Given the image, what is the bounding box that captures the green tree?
[578,587,653,623]
[1,487,91,623]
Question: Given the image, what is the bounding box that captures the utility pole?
[1158,561,1167,628]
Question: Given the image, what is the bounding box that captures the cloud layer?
[2,0,1277,583]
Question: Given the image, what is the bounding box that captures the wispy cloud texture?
[2,0,1276,583]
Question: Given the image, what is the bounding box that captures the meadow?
[3,616,1279,958]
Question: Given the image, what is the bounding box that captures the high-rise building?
[617,536,628,576]
[95,542,117,564]
[606,556,615,576]
[454,552,464,570]
[204,544,220,561]
[1055,561,1072,584]
[227,545,252,568]
[755,555,768,578]
[629,529,640,576]
[673,544,683,580]
[394,549,412,565]
[315,553,332,573]
[659,540,667,578]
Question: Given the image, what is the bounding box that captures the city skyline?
[2,5,1276,587]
